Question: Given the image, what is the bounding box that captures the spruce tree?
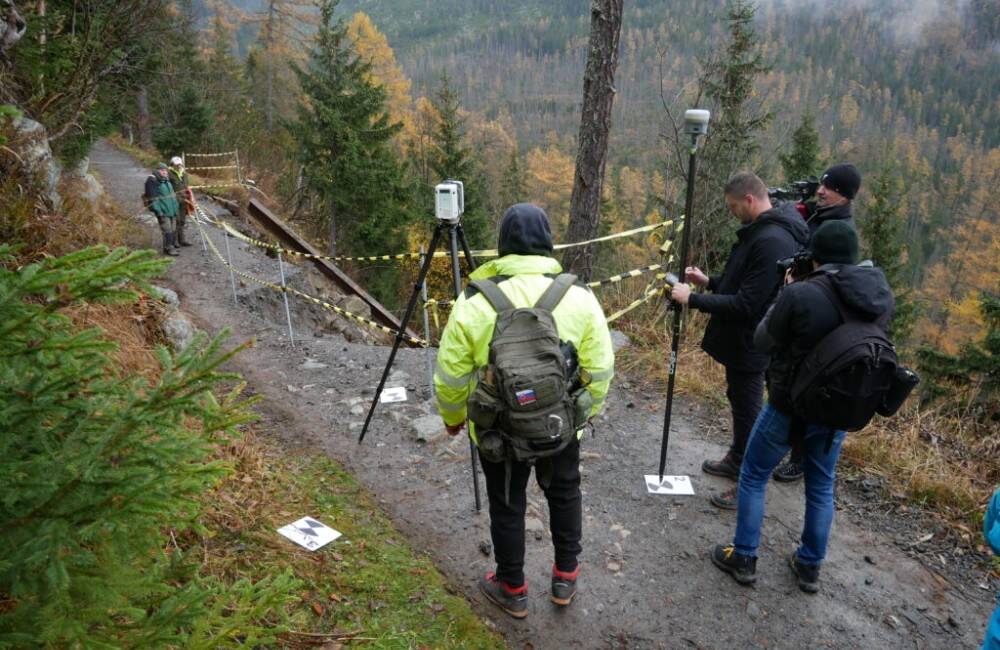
[663,0,772,269]
[860,163,917,343]
[499,146,527,210]
[290,0,413,261]
[918,287,999,419]
[779,110,821,183]
[0,245,297,646]
[428,73,492,247]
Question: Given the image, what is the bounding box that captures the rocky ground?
[91,139,996,649]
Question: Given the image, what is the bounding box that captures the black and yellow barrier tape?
[186,164,240,171]
[184,150,238,158]
[216,218,674,265]
[419,260,672,312]
[192,202,429,347]
[190,181,245,190]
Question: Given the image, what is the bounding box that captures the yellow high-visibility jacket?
[434,254,615,442]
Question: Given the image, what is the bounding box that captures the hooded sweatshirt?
[689,202,810,372]
[806,202,856,239]
[754,263,895,412]
[433,204,614,440]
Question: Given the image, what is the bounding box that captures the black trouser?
[479,439,582,588]
[725,366,765,461]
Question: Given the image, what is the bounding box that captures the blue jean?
[985,595,1000,650]
[733,403,845,565]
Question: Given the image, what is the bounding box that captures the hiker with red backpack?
[710,220,905,593]
[434,203,614,618]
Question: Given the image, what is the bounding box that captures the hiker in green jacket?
[144,163,180,256]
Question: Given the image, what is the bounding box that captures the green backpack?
[466,273,592,475]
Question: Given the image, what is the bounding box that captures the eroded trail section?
[92,140,991,649]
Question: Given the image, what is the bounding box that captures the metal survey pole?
[419,245,434,393]
[223,229,239,304]
[277,250,295,345]
[658,109,710,482]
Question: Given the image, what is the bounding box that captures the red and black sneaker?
[478,572,528,618]
[550,564,580,606]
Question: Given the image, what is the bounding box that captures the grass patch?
[615,310,727,406]
[193,432,504,648]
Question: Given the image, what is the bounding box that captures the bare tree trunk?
[136,85,153,149]
[561,0,623,280]
[327,202,337,257]
[265,0,275,130]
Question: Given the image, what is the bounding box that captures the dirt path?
[91,140,993,649]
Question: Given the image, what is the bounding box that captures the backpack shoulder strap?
[534,273,578,312]
[470,278,515,313]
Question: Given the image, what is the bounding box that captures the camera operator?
[670,172,808,510]
[771,162,862,484]
[710,220,894,593]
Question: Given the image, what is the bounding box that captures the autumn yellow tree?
[346,12,414,139]
[524,144,575,235]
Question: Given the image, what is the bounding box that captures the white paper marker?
[644,474,695,496]
[379,386,408,403]
[277,517,342,551]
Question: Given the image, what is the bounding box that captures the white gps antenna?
[684,109,710,136]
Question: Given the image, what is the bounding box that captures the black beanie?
[820,163,862,200]
[808,220,858,264]
[498,203,554,257]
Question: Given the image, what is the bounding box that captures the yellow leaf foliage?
[346,12,414,135]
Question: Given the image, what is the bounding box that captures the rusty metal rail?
[244,198,420,346]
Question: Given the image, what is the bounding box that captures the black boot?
[702,451,742,480]
[772,460,804,483]
[788,551,820,593]
[163,233,180,256]
[550,564,579,606]
[478,572,528,619]
[711,544,756,585]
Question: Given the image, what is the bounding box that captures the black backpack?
[789,274,900,433]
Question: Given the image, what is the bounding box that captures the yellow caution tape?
[190,182,244,190]
[216,218,674,265]
[186,164,240,171]
[192,201,429,347]
[184,150,238,158]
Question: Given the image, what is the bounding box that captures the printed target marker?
[277,516,342,551]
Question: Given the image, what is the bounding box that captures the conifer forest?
[1,0,997,646]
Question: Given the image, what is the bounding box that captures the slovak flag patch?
[515,389,537,406]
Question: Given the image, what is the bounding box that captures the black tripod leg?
[358,224,444,444]
[451,225,482,512]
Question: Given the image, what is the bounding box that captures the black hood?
[753,202,810,247]
[808,202,853,233]
[498,203,554,257]
[822,263,895,320]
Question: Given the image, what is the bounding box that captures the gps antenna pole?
[658,109,710,482]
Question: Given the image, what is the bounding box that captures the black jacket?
[689,203,809,372]
[754,263,895,412]
[806,202,855,238]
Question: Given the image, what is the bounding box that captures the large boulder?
[0,0,26,57]
[6,116,62,209]
[162,312,196,352]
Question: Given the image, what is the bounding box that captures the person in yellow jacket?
[434,203,614,618]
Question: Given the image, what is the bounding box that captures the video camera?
[776,251,813,280]
[767,176,819,203]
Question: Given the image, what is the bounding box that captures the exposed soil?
[92,140,996,649]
